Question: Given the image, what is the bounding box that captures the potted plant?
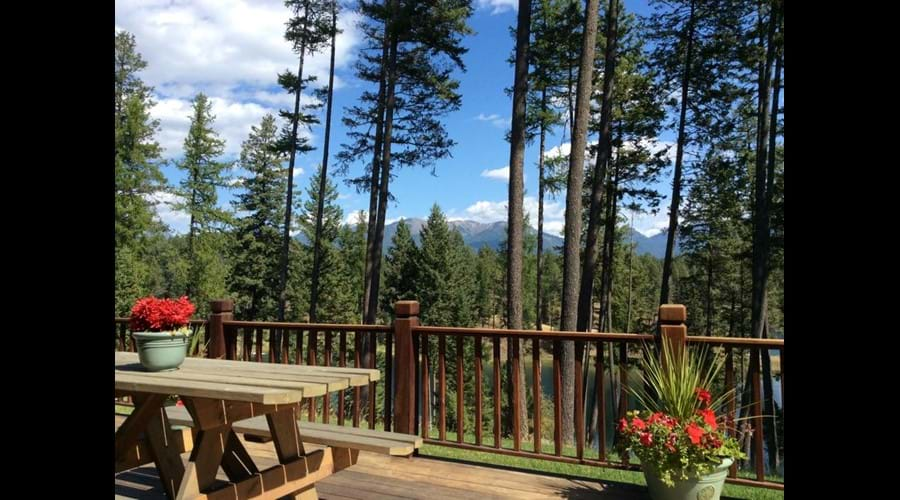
[618,340,745,500]
[130,296,196,371]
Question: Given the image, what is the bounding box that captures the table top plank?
[115,365,330,397]
[115,352,379,385]
[114,372,306,404]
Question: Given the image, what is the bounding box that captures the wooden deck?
[114,425,651,499]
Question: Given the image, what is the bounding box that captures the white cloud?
[151,95,316,157]
[146,191,190,234]
[116,1,361,91]
[464,196,565,231]
[116,0,361,159]
[476,0,518,15]
[480,166,509,181]
[475,113,508,129]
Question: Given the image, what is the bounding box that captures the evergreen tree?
[229,115,287,320]
[173,93,231,303]
[298,166,354,322]
[381,219,420,315]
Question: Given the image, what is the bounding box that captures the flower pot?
[643,458,733,500]
[133,331,191,371]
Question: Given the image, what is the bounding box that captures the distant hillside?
[383,219,678,258]
[298,219,677,258]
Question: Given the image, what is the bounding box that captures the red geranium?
[695,387,712,407]
[639,432,653,446]
[631,416,647,431]
[697,408,718,430]
[685,422,704,445]
[130,296,196,332]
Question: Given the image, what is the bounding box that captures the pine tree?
[559,0,601,445]
[229,115,287,320]
[309,0,342,323]
[276,0,334,324]
[298,166,353,322]
[174,93,231,303]
[381,219,420,315]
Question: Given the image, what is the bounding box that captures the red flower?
[648,412,664,425]
[618,418,629,433]
[685,423,704,445]
[130,296,196,332]
[639,432,653,446]
[631,417,647,431]
[695,387,712,407]
[698,408,718,430]
[665,433,678,453]
[176,399,184,407]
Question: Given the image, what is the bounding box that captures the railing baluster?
[596,340,606,461]
[456,335,464,443]
[475,335,483,447]
[575,341,584,460]
[751,347,765,480]
[118,323,127,352]
[725,347,736,478]
[439,335,446,441]
[308,328,317,422]
[512,337,521,451]
[493,335,501,449]
[255,328,262,362]
[243,328,251,361]
[553,339,562,457]
[339,330,347,426]
[282,328,290,364]
[422,332,430,439]
[532,338,541,455]
[268,329,275,363]
[618,341,629,463]
[324,331,332,424]
[369,332,377,430]
[385,330,393,432]
[353,331,361,427]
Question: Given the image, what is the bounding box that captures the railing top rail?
[412,325,655,342]
[223,320,392,332]
[686,336,784,348]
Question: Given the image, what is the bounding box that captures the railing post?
[208,299,233,360]
[658,304,687,360]
[393,300,419,435]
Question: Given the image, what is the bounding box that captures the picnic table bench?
[114,351,421,500]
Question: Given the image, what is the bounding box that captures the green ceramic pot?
[133,331,191,371]
[643,458,733,500]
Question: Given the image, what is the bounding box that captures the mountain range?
[380,218,678,259]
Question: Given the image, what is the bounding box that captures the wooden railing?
[114,300,783,491]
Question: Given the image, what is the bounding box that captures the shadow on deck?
[115,434,654,499]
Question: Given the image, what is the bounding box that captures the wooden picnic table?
[114,351,380,500]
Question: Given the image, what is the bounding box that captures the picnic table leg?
[131,393,187,499]
[267,405,321,500]
[175,398,266,499]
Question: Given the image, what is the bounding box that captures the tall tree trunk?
[749,0,779,340]
[706,250,713,336]
[577,0,619,333]
[536,91,547,331]
[761,319,779,471]
[186,185,198,298]
[277,1,310,339]
[309,1,338,323]
[659,0,696,306]
[362,31,390,324]
[560,0,601,445]
[366,27,399,329]
[506,0,531,439]
[761,6,783,472]
[625,209,634,333]
[598,160,618,332]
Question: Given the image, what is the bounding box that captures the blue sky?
[116,0,672,238]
